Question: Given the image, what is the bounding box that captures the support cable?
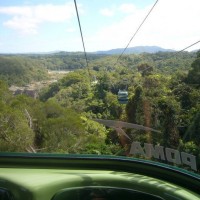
[176,40,200,54]
[119,39,200,90]
[113,0,159,67]
[74,0,89,69]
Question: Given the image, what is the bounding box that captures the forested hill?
[95,45,175,55]
[0,50,199,169]
[28,52,106,70]
[1,51,197,85]
[0,56,48,86]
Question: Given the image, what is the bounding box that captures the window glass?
[0,0,199,175]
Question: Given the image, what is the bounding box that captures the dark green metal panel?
[0,153,199,200]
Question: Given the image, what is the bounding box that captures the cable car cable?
[74,0,89,69]
[176,40,200,54]
[117,39,200,104]
[113,0,159,68]
[115,0,159,104]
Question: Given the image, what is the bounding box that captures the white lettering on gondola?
[129,141,197,171]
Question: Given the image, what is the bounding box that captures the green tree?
[184,111,200,144]
[41,104,86,153]
[137,63,153,77]
[185,51,200,87]
[126,86,143,124]
[0,106,34,152]
[61,71,88,87]
[0,81,12,103]
[39,82,60,101]
[173,83,193,109]
[104,92,123,119]
[0,86,35,152]
[157,98,180,148]
[0,56,48,86]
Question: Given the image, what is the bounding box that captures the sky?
[0,0,200,53]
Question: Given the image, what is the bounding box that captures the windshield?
[0,0,199,175]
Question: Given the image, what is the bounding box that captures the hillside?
[0,51,197,87]
[0,50,199,169]
[0,56,48,86]
[95,46,175,55]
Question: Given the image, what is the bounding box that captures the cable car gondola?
[118,89,128,104]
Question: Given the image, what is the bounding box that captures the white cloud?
[139,0,200,50]
[100,3,136,17]
[0,6,32,16]
[0,3,76,35]
[33,4,75,23]
[100,8,114,17]
[66,27,76,33]
[1,0,200,52]
[4,16,39,35]
[119,3,136,14]
[90,0,200,51]
[89,6,147,50]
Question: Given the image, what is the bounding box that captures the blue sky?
[0,0,200,53]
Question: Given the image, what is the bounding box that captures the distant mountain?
[191,49,200,52]
[0,46,177,56]
[95,46,175,55]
